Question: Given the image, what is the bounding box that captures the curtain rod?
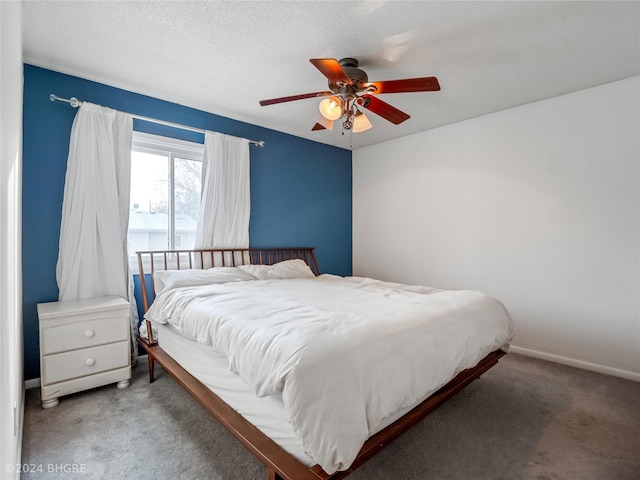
[49,94,265,147]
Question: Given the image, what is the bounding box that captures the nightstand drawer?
[42,341,129,385]
[41,316,129,355]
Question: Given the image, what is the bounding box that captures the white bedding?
[145,273,514,474]
[155,323,315,466]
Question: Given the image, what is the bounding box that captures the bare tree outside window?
[174,158,201,221]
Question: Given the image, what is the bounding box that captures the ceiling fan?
[259,57,440,133]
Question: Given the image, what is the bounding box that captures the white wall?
[353,77,639,380]
[0,1,24,476]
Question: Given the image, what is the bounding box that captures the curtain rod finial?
[50,93,82,108]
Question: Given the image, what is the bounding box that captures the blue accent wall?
[22,64,352,380]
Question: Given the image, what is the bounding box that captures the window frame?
[129,131,204,272]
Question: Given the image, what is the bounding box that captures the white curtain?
[56,102,138,359]
[194,131,250,249]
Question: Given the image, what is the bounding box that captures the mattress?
[156,322,460,468]
[156,322,314,466]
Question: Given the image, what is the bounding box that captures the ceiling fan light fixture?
[318,97,343,121]
[353,110,373,133]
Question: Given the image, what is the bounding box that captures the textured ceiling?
[22,1,640,150]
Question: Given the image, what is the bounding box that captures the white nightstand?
[37,296,132,409]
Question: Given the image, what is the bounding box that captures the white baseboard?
[509,345,640,383]
[24,378,40,390]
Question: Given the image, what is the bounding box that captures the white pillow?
[238,259,315,280]
[154,267,256,295]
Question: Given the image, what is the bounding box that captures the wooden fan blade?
[363,77,440,94]
[361,94,410,125]
[310,58,353,85]
[312,123,326,131]
[259,91,333,106]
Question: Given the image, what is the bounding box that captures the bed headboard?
[136,247,320,312]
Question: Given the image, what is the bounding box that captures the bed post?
[136,334,157,383]
[267,469,283,480]
[138,252,150,312]
[146,346,155,383]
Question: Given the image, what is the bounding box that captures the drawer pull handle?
[85,358,95,366]
[84,330,95,338]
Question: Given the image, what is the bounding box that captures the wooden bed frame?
[136,247,506,480]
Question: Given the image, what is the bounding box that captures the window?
[128,132,204,261]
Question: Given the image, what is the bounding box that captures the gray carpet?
[21,354,640,480]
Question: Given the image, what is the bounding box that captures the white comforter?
[145,274,514,474]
